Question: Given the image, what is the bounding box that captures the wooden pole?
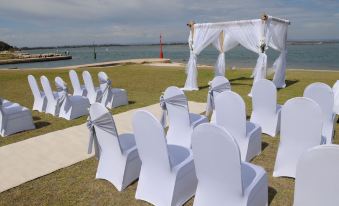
[261,13,268,21]
[219,31,224,52]
[187,20,195,50]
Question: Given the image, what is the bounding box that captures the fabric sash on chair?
[205,82,231,116]
[98,79,112,102]
[159,94,187,128]
[86,112,118,159]
[56,83,69,115]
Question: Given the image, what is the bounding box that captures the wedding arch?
[183,14,290,91]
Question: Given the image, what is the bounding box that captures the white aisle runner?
[0,102,206,193]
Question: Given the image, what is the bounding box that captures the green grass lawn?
[0,65,338,205]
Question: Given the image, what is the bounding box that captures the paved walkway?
[0,102,206,193]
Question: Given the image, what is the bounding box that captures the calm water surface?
[1,44,338,70]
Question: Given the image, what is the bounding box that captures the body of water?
[1,43,339,70]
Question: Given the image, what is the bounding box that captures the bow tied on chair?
[159,94,187,128]
[86,112,118,159]
[206,82,231,116]
[56,83,69,115]
[98,79,112,102]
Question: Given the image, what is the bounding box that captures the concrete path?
[0,101,206,193]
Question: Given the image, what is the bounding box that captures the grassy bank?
[0,65,338,205]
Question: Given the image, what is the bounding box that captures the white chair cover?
[82,71,102,104]
[332,80,339,114]
[69,70,87,96]
[273,97,323,178]
[304,82,335,144]
[215,91,262,161]
[27,75,47,112]
[40,76,60,116]
[205,76,231,120]
[97,71,128,109]
[133,110,197,206]
[54,76,90,120]
[161,86,208,148]
[294,145,339,206]
[192,123,267,206]
[0,98,35,137]
[332,80,339,115]
[88,103,141,191]
[250,79,282,137]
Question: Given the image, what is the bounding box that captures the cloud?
[0,0,338,47]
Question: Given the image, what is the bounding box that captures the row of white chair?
[208,76,337,178]
[0,98,35,137]
[208,76,337,143]
[90,99,339,205]
[80,70,128,108]
[87,102,267,205]
[27,70,129,120]
[28,75,90,120]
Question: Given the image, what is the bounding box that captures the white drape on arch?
[182,16,290,91]
[184,25,222,90]
[223,19,272,84]
[212,32,238,76]
[269,21,288,88]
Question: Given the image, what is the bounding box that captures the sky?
[0,0,338,47]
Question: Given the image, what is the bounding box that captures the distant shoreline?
[19,40,339,50]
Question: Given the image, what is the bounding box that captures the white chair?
[0,98,35,137]
[41,76,61,116]
[205,76,231,122]
[215,91,262,162]
[304,82,335,144]
[88,103,141,191]
[273,97,323,178]
[82,71,102,104]
[54,76,90,120]
[69,70,87,96]
[192,123,267,206]
[250,79,282,137]
[98,71,128,109]
[161,86,208,148]
[294,145,339,206]
[332,80,339,115]
[27,75,47,112]
[132,110,197,206]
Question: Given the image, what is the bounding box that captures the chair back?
[215,91,246,140]
[40,76,56,103]
[252,79,277,116]
[164,86,190,130]
[274,97,323,178]
[89,103,122,154]
[69,70,82,95]
[281,97,322,150]
[192,123,244,200]
[82,71,97,103]
[98,71,110,91]
[304,82,334,122]
[133,110,171,174]
[294,145,339,206]
[210,76,231,93]
[28,75,42,99]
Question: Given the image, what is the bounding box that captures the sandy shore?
[1,58,338,72]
